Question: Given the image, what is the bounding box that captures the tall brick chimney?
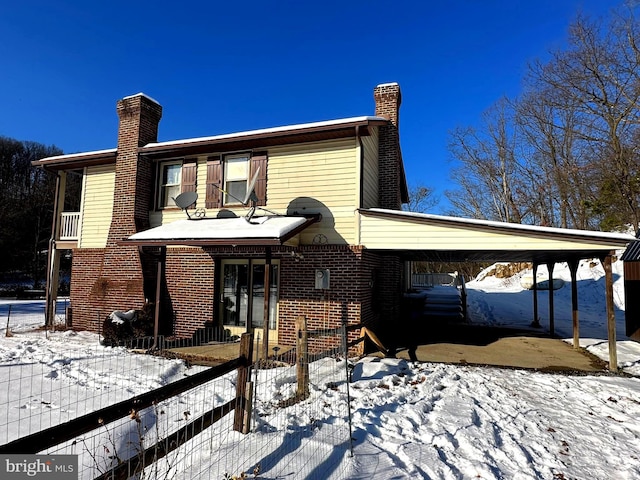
[374,83,402,210]
[94,93,163,317]
[107,93,163,246]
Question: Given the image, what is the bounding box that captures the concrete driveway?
[388,324,608,373]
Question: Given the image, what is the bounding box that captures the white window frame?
[157,161,182,208]
[223,153,250,205]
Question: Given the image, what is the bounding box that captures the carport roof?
[358,208,635,263]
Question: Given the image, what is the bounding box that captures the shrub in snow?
[101,302,155,346]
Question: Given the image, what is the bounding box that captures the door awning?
[119,214,319,247]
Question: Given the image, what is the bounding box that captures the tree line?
[0,136,80,288]
[446,7,640,233]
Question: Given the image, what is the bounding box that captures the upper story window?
[206,152,267,209]
[158,162,182,208]
[224,154,250,205]
[156,159,197,209]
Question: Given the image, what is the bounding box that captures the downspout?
[356,125,364,246]
[357,125,364,210]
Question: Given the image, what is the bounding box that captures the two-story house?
[35,83,409,349]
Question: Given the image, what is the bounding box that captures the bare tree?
[447,7,640,232]
[527,11,640,230]
[446,99,527,223]
[404,183,439,213]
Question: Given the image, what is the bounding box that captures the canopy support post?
[568,259,580,349]
[601,253,618,372]
[531,263,540,327]
[262,247,272,362]
[152,246,165,350]
[546,262,555,336]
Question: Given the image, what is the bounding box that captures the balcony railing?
[59,212,80,240]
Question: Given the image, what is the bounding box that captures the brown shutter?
[181,160,197,194]
[206,155,223,209]
[250,151,267,206]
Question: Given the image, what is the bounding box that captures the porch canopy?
[119,213,318,359]
[358,208,636,371]
[122,214,318,247]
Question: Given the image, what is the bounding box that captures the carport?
[358,208,636,371]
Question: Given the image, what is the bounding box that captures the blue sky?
[0,0,622,213]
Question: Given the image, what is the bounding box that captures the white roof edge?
[122,92,161,105]
[142,115,387,149]
[38,148,117,163]
[376,82,399,88]
[364,208,637,242]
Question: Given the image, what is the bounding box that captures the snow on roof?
[142,116,387,149]
[365,208,637,242]
[127,215,308,242]
[37,148,117,163]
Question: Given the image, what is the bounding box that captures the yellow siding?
[148,141,361,244]
[267,139,359,244]
[361,129,379,209]
[78,165,115,248]
[359,215,627,251]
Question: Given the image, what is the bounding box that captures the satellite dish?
[243,167,260,205]
[173,191,198,219]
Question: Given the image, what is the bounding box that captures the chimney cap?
[375,82,399,88]
[121,92,161,106]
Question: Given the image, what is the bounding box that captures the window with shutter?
[156,159,198,209]
[205,152,268,208]
[157,161,182,208]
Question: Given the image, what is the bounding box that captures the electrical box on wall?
[315,268,330,290]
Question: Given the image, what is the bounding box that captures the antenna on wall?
[173,191,198,219]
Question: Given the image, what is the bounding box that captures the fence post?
[234,332,254,433]
[296,316,309,400]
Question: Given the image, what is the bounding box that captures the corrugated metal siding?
[621,240,640,261]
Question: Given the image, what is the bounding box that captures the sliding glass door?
[221,259,279,333]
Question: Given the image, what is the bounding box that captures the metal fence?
[0,301,354,479]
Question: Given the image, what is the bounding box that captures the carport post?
[568,259,580,349]
[601,254,618,372]
[546,262,555,336]
[531,263,540,327]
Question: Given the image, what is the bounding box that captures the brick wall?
[165,248,216,338]
[374,83,402,210]
[278,244,368,350]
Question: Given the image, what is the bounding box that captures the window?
[158,162,182,208]
[206,152,268,209]
[156,160,197,209]
[223,154,250,204]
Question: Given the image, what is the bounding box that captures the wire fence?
[0,301,355,480]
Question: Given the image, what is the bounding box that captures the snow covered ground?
[1,257,639,479]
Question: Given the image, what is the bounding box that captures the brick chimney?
[107,93,162,246]
[95,93,163,318]
[374,83,402,210]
